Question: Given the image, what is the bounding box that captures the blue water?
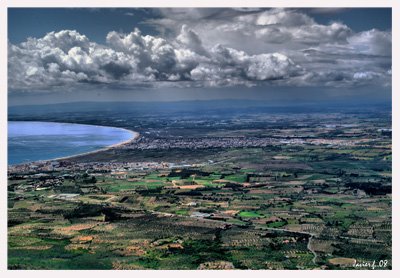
[8,121,135,165]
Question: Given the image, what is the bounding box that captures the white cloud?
[176,25,208,56]
[348,29,391,56]
[353,71,379,80]
[254,9,315,27]
[9,27,304,91]
[149,8,354,52]
[8,8,392,92]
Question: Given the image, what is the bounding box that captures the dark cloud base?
[8,8,391,94]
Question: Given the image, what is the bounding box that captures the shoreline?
[54,129,140,162]
[8,121,140,166]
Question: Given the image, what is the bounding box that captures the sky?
[8,8,392,105]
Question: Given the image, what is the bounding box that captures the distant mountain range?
[8,99,391,116]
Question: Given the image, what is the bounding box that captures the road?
[262,227,318,265]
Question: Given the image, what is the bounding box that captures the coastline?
[54,128,140,162]
[8,121,140,166]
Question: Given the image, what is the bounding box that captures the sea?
[8,121,135,165]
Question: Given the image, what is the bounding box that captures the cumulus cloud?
[348,29,391,56]
[145,8,391,88]
[9,27,303,91]
[176,25,208,56]
[9,30,142,91]
[8,8,391,92]
[149,8,354,52]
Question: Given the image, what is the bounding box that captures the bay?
[8,121,136,165]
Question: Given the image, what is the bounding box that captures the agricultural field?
[8,109,392,269]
